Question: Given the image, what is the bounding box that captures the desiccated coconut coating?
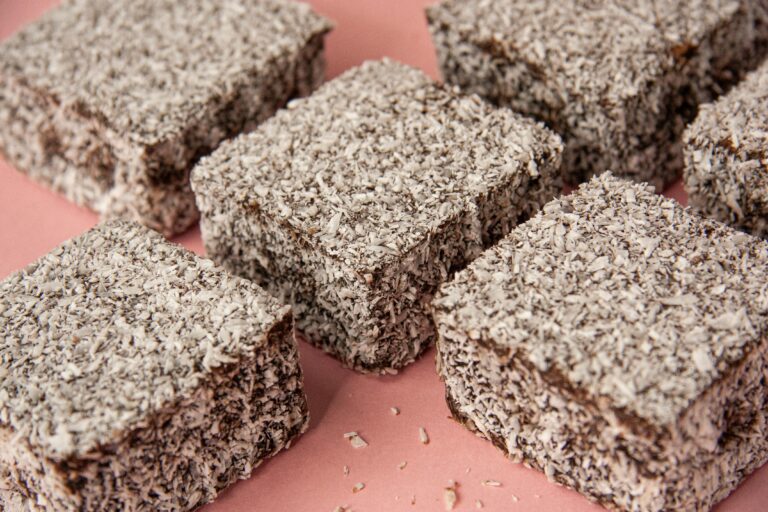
[433,173,768,512]
[427,0,768,190]
[0,221,309,511]
[0,0,331,236]
[684,58,768,238]
[192,59,563,373]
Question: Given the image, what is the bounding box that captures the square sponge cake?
[0,221,308,511]
[191,59,563,373]
[0,0,332,236]
[684,58,768,238]
[427,0,768,190]
[433,173,768,511]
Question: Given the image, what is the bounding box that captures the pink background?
[1,1,766,511]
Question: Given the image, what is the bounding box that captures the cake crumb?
[511,494,519,502]
[344,432,368,448]
[481,480,502,487]
[390,406,400,415]
[333,507,347,512]
[443,483,458,510]
[411,495,416,505]
[343,465,350,476]
[475,499,484,509]
[398,461,408,470]
[419,427,429,445]
[353,482,365,494]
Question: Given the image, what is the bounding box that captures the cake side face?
[192,59,563,371]
[433,173,768,511]
[684,59,768,238]
[0,221,308,510]
[427,0,765,189]
[0,316,308,511]
[0,0,332,235]
[435,315,768,511]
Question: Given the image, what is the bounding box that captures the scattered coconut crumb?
[390,406,400,415]
[353,482,365,493]
[343,465,350,476]
[481,480,502,487]
[419,427,429,445]
[333,507,347,512]
[411,495,416,505]
[475,499,484,509]
[443,483,458,511]
[534,494,541,499]
[398,461,408,470]
[466,467,471,474]
[344,432,368,448]
[511,494,519,502]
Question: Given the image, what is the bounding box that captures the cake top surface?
[0,0,331,146]
[193,59,562,275]
[0,221,289,460]
[428,0,741,102]
[686,58,768,160]
[434,173,768,428]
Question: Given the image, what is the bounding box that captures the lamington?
[433,173,768,512]
[191,59,563,373]
[0,0,332,236]
[426,0,768,190]
[684,58,768,238]
[0,221,308,511]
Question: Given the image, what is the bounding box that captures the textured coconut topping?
[427,0,742,101]
[686,59,768,162]
[193,59,560,273]
[434,173,768,427]
[0,0,332,145]
[0,221,290,460]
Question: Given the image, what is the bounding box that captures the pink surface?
[1,1,766,511]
